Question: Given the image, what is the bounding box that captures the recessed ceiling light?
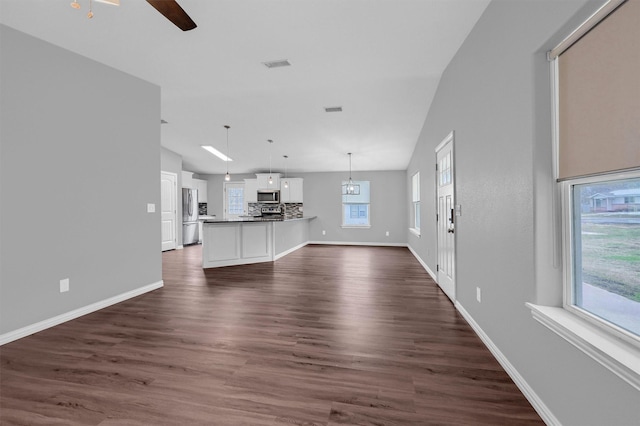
[263,59,291,69]
[202,145,233,162]
[325,106,343,112]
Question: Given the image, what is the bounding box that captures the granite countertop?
[203,216,315,224]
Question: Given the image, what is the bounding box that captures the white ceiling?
[0,0,489,175]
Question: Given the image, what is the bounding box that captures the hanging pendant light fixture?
[87,0,94,18]
[224,125,231,181]
[267,139,274,185]
[283,155,289,189]
[342,152,360,195]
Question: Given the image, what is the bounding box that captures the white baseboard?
[407,245,437,281]
[308,241,408,247]
[274,241,309,260]
[177,245,184,250]
[455,302,560,426]
[0,280,164,346]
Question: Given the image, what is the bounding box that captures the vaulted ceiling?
[0,0,489,174]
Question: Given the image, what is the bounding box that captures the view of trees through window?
[572,176,640,335]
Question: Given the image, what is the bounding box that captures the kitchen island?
[201,216,315,268]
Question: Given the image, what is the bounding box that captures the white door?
[436,132,456,302]
[224,182,245,219]
[160,171,178,251]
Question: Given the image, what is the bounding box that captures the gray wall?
[301,171,406,244]
[0,25,162,334]
[202,170,407,245]
[161,147,183,246]
[406,1,638,424]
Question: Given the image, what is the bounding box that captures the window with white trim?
[528,0,640,389]
[412,172,420,232]
[342,180,370,227]
[224,182,244,219]
[553,0,640,344]
[563,174,640,339]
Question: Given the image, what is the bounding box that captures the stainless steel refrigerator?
[182,188,199,245]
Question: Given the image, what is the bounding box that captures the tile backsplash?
[284,203,303,219]
[248,203,304,219]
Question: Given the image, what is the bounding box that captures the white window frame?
[223,181,245,219]
[527,0,640,391]
[341,180,371,228]
[561,171,640,348]
[410,172,421,237]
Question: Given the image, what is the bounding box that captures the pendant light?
[267,139,274,185]
[224,125,231,181]
[87,0,94,18]
[283,155,289,189]
[342,152,360,195]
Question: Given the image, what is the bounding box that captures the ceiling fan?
[73,0,197,31]
[145,0,197,31]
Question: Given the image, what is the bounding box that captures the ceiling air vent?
[324,106,343,113]
[263,59,291,69]
[161,119,168,124]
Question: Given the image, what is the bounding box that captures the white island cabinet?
[201,217,314,268]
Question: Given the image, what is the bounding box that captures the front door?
[160,171,177,251]
[436,132,456,302]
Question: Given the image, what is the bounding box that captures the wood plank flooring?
[0,245,543,425]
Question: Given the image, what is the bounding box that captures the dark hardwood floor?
[1,244,543,425]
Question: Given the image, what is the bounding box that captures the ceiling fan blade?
[146,0,197,32]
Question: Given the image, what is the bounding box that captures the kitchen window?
[528,0,640,391]
[224,182,245,219]
[342,180,370,227]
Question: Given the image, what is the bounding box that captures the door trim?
[161,171,178,251]
[435,131,457,302]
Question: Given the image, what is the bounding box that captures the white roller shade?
[557,0,640,180]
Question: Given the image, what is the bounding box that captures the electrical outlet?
[147,203,156,213]
[60,278,70,293]
[476,287,481,303]
[385,231,390,236]
[322,230,326,235]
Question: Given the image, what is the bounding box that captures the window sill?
[409,228,421,237]
[526,303,640,391]
[340,225,371,229]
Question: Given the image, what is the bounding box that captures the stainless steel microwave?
[257,190,280,204]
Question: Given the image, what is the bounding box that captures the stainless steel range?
[261,205,283,220]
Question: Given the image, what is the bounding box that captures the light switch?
[147,203,156,213]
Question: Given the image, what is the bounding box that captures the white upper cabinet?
[281,178,303,203]
[193,178,208,203]
[256,173,280,190]
[181,171,194,188]
[244,179,258,203]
